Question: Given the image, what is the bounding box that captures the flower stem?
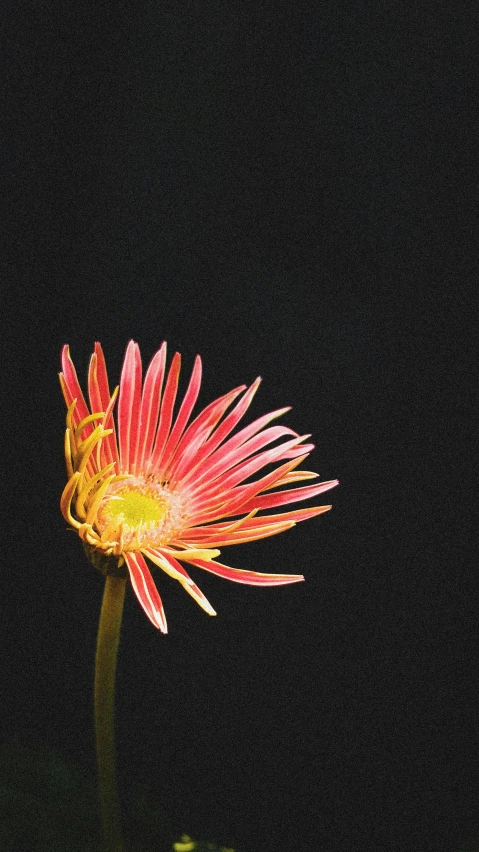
[94,574,127,852]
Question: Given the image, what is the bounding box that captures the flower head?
[60,341,338,632]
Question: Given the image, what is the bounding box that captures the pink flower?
[60,341,338,631]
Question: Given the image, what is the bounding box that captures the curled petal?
[98,387,120,470]
[60,472,83,526]
[161,547,221,561]
[74,412,105,440]
[89,349,120,469]
[64,428,74,480]
[84,474,117,526]
[75,462,116,518]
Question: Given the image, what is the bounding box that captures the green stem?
[94,574,127,852]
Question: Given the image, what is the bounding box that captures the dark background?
[1,2,477,851]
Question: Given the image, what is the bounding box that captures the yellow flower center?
[112,489,168,526]
[96,476,186,552]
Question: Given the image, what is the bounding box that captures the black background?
[1,2,478,851]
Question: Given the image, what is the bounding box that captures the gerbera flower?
[60,341,338,632]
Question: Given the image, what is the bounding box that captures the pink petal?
[124,551,168,632]
[182,504,332,543]
[179,424,298,492]
[134,343,167,472]
[189,435,313,506]
[148,352,181,472]
[118,341,142,473]
[179,401,293,490]
[279,444,315,458]
[179,519,296,547]
[144,548,216,615]
[236,479,339,513]
[101,389,120,469]
[87,349,119,470]
[153,354,202,475]
[59,350,105,480]
[187,456,309,525]
[196,376,262,448]
[91,343,113,409]
[59,345,91,430]
[184,557,305,586]
[267,467,318,487]
[87,352,104,415]
[173,378,263,481]
[93,344,120,467]
[166,385,248,481]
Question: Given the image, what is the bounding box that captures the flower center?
[96,476,186,552]
[112,489,168,526]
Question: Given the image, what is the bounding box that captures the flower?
[60,341,338,632]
